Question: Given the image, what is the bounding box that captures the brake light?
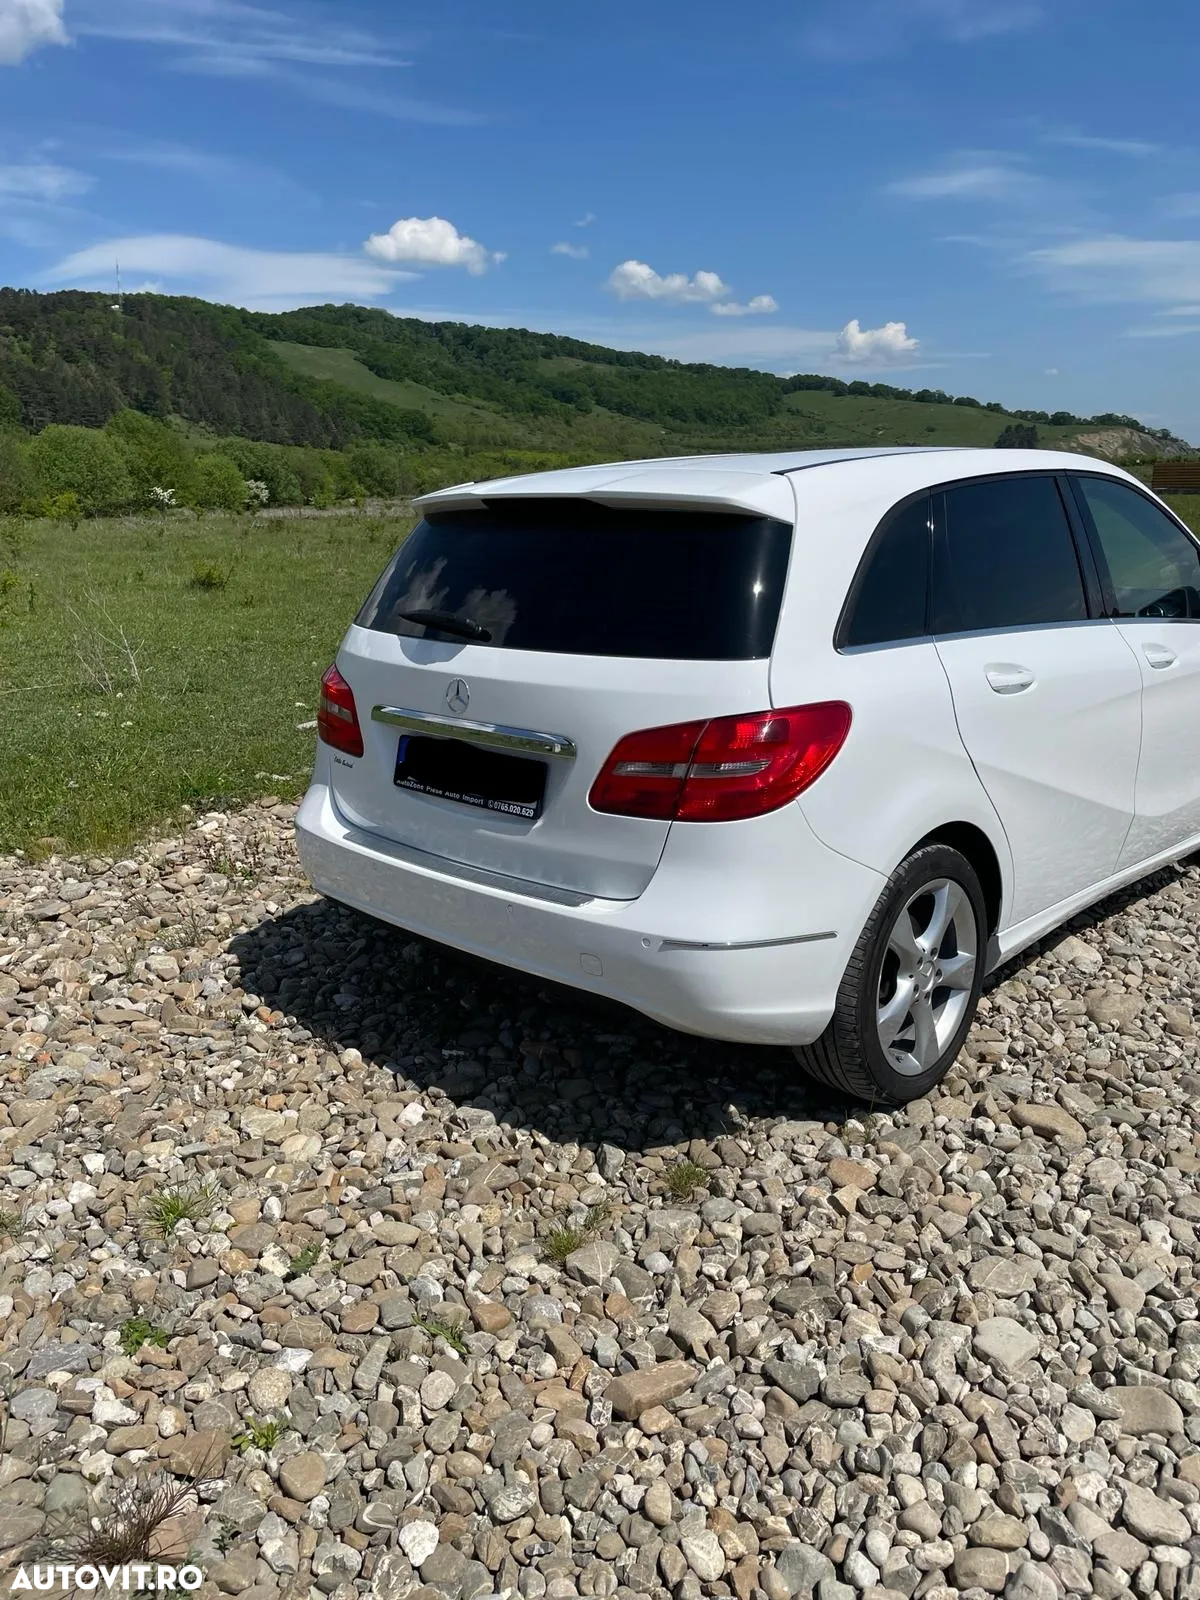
[317,664,364,757]
[589,703,852,823]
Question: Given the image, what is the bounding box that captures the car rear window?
[356,498,793,660]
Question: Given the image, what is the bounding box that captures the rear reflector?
[317,664,364,758]
[589,703,852,822]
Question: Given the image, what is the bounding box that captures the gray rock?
[762,1358,820,1405]
[973,1317,1040,1371]
[952,1546,1008,1593]
[1109,1385,1185,1438]
[564,1238,620,1286]
[1121,1481,1190,1544]
[772,1543,833,1596]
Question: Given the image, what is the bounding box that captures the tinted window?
[840,496,931,648]
[356,499,793,660]
[1074,476,1200,620]
[933,476,1087,634]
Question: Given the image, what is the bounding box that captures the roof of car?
[414,445,1131,523]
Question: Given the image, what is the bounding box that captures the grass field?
[4,492,1199,858]
[780,390,1086,449]
[0,512,413,856]
[271,342,511,429]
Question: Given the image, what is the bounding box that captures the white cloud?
[44,234,410,311]
[606,259,731,304]
[73,0,408,71]
[1047,132,1159,158]
[607,261,780,318]
[0,160,89,199]
[1026,235,1200,307]
[833,319,920,364]
[69,1,479,123]
[0,0,67,64]
[551,241,589,259]
[574,212,596,228]
[804,0,1040,60]
[888,156,1037,202]
[711,295,779,317]
[364,216,501,275]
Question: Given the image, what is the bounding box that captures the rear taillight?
[589,703,852,823]
[317,664,364,757]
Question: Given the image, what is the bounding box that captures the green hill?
[0,287,1191,517]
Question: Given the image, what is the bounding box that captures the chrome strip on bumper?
[658,931,837,952]
[372,705,577,761]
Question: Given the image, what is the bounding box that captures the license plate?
[393,734,547,820]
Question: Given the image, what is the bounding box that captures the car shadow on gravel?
[229,897,857,1151]
[232,856,1199,1149]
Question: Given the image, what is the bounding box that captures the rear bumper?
[295,780,886,1046]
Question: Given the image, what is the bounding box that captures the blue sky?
[2,0,1200,437]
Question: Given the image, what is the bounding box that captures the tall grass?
[0,511,412,856]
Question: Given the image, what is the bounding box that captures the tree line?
[0,409,588,520]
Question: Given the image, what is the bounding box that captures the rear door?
[1068,473,1200,867]
[329,499,792,899]
[931,473,1143,927]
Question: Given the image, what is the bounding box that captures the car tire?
[795,842,987,1105]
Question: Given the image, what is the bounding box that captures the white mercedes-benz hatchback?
[297,446,1200,1102]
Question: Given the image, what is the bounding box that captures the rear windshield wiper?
[396,608,492,643]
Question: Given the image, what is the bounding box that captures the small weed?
[542,1201,611,1264]
[119,1317,170,1357]
[38,1469,212,1568]
[413,1316,468,1356]
[213,1518,239,1555]
[233,1415,283,1453]
[0,1206,23,1236]
[141,1180,220,1237]
[285,1242,323,1280]
[162,908,207,950]
[542,1224,586,1263]
[191,563,229,591]
[665,1160,710,1200]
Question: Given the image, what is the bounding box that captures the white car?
[296,446,1200,1103]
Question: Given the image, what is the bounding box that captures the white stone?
[396,1520,440,1568]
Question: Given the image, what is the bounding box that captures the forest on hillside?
[0,288,1187,517]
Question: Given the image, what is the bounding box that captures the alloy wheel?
[875,877,978,1077]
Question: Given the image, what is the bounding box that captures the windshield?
[356,498,793,661]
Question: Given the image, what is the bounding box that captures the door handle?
[984,664,1036,695]
[1142,643,1178,671]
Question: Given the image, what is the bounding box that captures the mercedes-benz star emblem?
[445,679,470,716]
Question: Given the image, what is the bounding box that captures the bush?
[995,423,1040,450]
[346,442,402,498]
[215,438,303,506]
[29,425,133,516]
[190,453,247,512]
[105,410,193,507]
[0,432,39,514]
[191,563,229,590]
[45,491,83,526]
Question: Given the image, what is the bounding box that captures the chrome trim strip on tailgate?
[371,706,577,761]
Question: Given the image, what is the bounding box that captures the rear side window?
[1072,475,1200,619]
[933,475,1088,634]
[839,495,931,648]
[356,499,793,660]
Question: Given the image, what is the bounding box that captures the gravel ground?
[1,799,1199,1600]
